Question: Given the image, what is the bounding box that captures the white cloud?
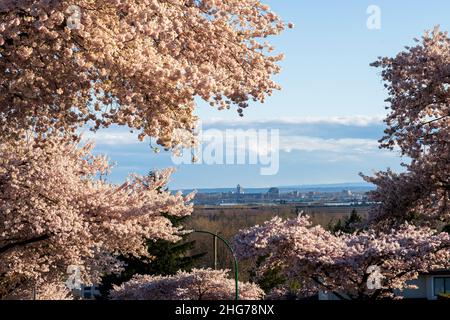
[200,132,380,155]
[202,115,384,127]
[81,130,141,145]
[81,115,386,149]
[280,136,379,154]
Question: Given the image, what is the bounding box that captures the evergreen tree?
[98,172,205,298]
[98,214,205,299]
[327,209,363,234]
[443,225,450,235]
[250,255,286,295]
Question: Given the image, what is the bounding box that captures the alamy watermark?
[171,123,280,176]
[65,265,82,290]
[367,5,382,30]
[366,265,384,290]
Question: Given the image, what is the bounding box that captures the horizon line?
[172,181,375,191]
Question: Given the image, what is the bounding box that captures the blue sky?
[86,1,450,190]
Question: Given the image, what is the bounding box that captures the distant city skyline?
[173,181,375,193]
[191,182,373,206]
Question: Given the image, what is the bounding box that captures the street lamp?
[192,230,239,301]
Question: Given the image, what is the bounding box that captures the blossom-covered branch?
[0,134,194,299]
[363,27,449,225]
[0,0,289,150]
[233,216,450,300]
[110,268,264,300]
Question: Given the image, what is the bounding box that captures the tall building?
[267,187,280,199]
[342,189,353,197]
[236,184,244,195]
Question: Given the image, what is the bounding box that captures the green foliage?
[98,214,205,299]
[251,256,286,294]
[327,209,363,234]
[98,171,204,299]
[257,267,286,293]
[249,256,305,300]
[442,224,450,235]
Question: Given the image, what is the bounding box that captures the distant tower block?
[236,184,244,195]
[267,187,280,199]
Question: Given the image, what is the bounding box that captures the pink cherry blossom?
[0,0,287,150]
[363,26,450,226]
[0,134,194,299]
[234,215,450,300]
[110,268,264,300]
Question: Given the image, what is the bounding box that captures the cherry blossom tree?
[0,0,289,150]
[362,158,449,226]
[233,216,450,300]
[0,134,194,299]
[109,268,264,300]
[234,28,450,300]
[34,282,73,300]
[362,26,449,226]
[6,282,73,300]
[0,0,289,300]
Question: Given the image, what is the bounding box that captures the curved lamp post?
[192,230,239,301]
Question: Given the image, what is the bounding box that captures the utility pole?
[193,230,239,301]
[32,282,37,300]
[213,235,218,270]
